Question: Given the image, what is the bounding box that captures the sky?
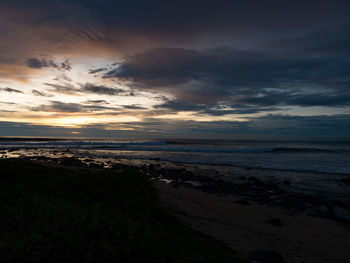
[0,0,350,139]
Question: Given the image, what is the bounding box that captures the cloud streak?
[0,87,23,93]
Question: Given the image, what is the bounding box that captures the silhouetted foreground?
[0,159,246,263]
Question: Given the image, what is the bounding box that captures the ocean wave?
[0,139,349,154]
[268,147,346,153]
[90,145,349,154]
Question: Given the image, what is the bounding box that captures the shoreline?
[1,156,349,262]
[0,158,246,263]
[3,156,350,263]
[1,149,349,224]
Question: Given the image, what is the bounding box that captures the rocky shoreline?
[4,151,348,225]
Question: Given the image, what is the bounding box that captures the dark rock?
[248,176,257,181]
[88,162,103,169]
[59,157,87,167]
[239,175,247,180]
[148,164,155,171]
[339,178,350,186]
[266,218,282,226]
[333,207,350,222]
[282,180,291,185]
[111,163,130,170]
[248,249,284,263]
[234,199,250,205]
[306,206,333,218]
[171,182,179,188]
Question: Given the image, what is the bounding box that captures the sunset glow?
[0,0,349,139]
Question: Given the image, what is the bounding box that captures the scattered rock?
[248,249,284,263]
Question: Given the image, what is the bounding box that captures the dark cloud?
[82,83,125,95]
[0,102,16,105]
[0,87,23,93]
[1,0,349,67]
[26,58,45,69]
[155,99,281,115]
[107,46,350,107]
[31,101,81,113]
[1,0,350,138]
[154,100,206,112]
[26,57,71,71]
[89,68,108,74]
[122,105,146,110]
[32,89,53,97]
[237,91,350,107]
[31,101,119,113]
[44,82,133,96]
[200,106,282,116]
[86,100,109,104]
[45,83,79,95]
[27,0,348,44]
[60,59,71,71]
[264,24,350,56]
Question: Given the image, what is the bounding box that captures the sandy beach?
[155,182,350,263]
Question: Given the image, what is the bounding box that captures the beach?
[1,154,349,262]
[156,182,350,263]
[0,158,246,263]
[2,1,350,261]
[0,138,349,262]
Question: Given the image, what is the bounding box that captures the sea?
[1,138,350,174]
[1,137,349,200]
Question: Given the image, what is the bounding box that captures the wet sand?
[155,182,350,263]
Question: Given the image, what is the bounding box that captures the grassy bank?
[0,159,246,263]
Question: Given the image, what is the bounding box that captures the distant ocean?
[1,137,350,175]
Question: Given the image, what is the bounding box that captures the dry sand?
[155,182,350,263]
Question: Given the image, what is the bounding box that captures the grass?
[0,159,246,263]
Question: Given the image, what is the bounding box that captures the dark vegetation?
[0,159,245,263]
